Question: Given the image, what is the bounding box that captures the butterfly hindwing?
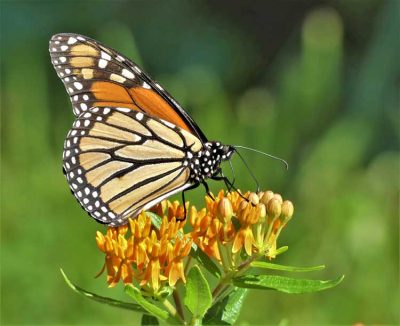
[49,33,207,142]
[62,106,204,226]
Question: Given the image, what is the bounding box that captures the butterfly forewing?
[63,106,202,226]
[49,33,207,142]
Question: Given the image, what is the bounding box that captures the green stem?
[173,289,185,321]
[162,298,186,325]
[184,256,193,275]
[217,240,229,268]
[212,283,232,305]
[212,254,259,304]
[189,317,202,326]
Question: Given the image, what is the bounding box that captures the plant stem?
[162,298,186,325]
[211,254,259,304]
[173,289,185,321]
[184,256,192,275]
[212,281,225,298]
[212,283,231,304]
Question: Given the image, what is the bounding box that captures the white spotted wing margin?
[62,106,203,226]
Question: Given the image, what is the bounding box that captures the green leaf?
[220,287,248,324]
[141,314,159,326]
[204,287,248,325]
[60,269,145,312]
[184,266,212,319]
[233,274,345,294]
[191,246,221,278]
[124,284,170,321]
[251,261,325,272]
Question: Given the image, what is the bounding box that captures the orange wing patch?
[90,81,194,133]
[91,81,140,111]
[50,34,202,139]
[129,87,192,133]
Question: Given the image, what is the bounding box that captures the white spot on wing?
[68,37,77,44]
[142,82,151,89]
[74,82,83,90]
[98,59,107,68]
[101,51,111,61]
[116,107,130,113]
[121,69,135,79]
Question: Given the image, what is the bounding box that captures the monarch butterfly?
[49,33,238,226]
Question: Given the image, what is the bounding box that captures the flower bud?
[248,192,259,205]
[266,198,282,217]
[217,197,233,221]
[281,200,294,219]
[239,199,248,212]
[273,194,283,205]
[259,203,266,220]
[260,191,274,206]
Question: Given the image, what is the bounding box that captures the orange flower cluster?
[189,190,294,266]
[96,190,294,289]
[96,210,192,291]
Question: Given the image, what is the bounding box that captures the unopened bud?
[281,200,294,219]
[258,203,267,223]
[248,192,259,205]
[273,194,283,205]
[266,198,282,217]
[217,197,233,221]
[261,191,274,206]
[259,203,266,219]
[239,200,248,212]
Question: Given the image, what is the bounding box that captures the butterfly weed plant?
[61,190,344,325]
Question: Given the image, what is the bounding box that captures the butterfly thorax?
[187,142,234,183]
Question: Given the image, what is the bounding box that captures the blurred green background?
[1,0,399,325]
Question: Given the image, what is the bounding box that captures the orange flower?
[96,211,192,293]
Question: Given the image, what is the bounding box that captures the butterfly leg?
[212,173,249,202]
[178,183,200,221]
[202,181,215,201]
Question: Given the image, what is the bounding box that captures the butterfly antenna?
[232,148,260,192]
[233,145,289,170]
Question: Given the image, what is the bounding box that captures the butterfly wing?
[63,106,203,226]
[49,33,207,143]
